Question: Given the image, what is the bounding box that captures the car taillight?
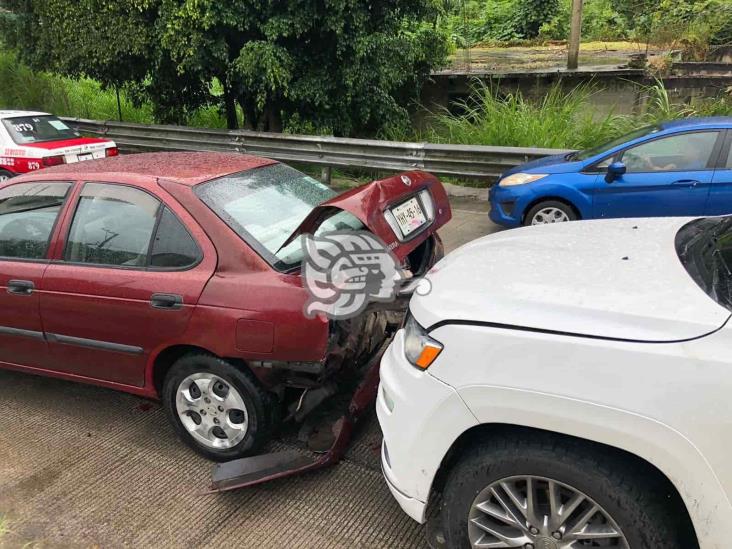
[106,147,119,157]
[43,155,65,167]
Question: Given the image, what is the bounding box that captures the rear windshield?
[196,163,364,271]
[2,115,80,144]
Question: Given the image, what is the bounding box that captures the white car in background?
[378,216,732,548]
[0,110,117,180]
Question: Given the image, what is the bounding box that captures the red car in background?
[0,151,450,487]
[0,110,117,181]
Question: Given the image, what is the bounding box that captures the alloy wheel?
[531,207,569,225]
[468,475,629,548]
[175,372,249,450]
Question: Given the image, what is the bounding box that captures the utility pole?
[567,0,584,70]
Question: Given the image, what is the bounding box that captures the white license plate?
[77,153,94,161]
[391,197,427,236]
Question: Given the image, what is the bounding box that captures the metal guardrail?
[61,118,566,180]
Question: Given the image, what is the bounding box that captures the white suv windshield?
[2,115,80,144]
[196,163,364,270]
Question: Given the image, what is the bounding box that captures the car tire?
[0,169,15,182]
[524,200,577,226]
[162,352,276,462]
[440,434,695,549]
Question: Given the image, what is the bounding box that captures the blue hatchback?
[489,117,732,227]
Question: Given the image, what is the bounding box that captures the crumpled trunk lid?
[280,170,451,261]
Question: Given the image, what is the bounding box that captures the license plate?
[77,153,94,161]
[391,197,427,237]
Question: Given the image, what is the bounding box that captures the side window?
[594,156,614,171]
[66,183,160,267]
[621,132,719,173]
[0,182,71,259]
[150,208,201,268]
[725,141,732,169]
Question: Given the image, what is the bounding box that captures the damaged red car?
[0,151,450,488]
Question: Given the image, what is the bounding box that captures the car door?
[0,180,72,368]
[706,130,732,215]
[593,130,723,219]
[40,181,216,387]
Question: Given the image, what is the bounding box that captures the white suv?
[378,217,732,548]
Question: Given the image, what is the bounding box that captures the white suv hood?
[412,218,730,342]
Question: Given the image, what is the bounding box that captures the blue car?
[489,117,732,227]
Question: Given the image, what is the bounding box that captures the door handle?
[672,179,700,187]
[150,293,183,310]
[7,279,34,296]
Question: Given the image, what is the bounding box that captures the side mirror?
[605,161,626,183]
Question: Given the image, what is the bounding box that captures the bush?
[541,0,627,42]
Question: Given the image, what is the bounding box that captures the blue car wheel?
[524,200,578,226]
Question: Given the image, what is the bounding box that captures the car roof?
[659,116,732,130]
[0,110,49,119]
[32,151,279,186]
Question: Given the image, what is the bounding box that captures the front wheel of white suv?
[440,434,696,549]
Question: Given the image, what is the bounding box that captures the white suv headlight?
[403,314,443,370]
[499,173,548,186]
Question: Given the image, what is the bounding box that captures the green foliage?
[418,81,623,149]
[1,0,449,136]
[444,0,560,44]
[414,79,732,149]
[0,50,156,122]
[443,0,732,49]
[513,0,559,38]
[541,0,627,41]
[653,0,732,59]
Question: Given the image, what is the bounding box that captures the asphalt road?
[0,197,500,548]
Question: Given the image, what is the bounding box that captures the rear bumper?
[376,330,478,523]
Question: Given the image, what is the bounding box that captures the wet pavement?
[0,197,500,548]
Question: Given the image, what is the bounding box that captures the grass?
[410,80,732,152]
[0,49,234,127]
[0,51,155,123]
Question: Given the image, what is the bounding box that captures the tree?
[0,0,212,123]
[0,0,449,135]
[158,0,449,134]
[512,0,560,38]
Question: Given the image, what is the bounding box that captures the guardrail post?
[320,166,332,186]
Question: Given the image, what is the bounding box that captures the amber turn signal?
[415,344,442,369]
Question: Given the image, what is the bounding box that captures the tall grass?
[0,51,155,123]
[417,82,625,149]
[415,79,732,150]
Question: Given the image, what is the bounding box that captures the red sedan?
[0,152,449,467]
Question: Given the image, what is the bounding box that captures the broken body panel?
[8,153,451,488]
